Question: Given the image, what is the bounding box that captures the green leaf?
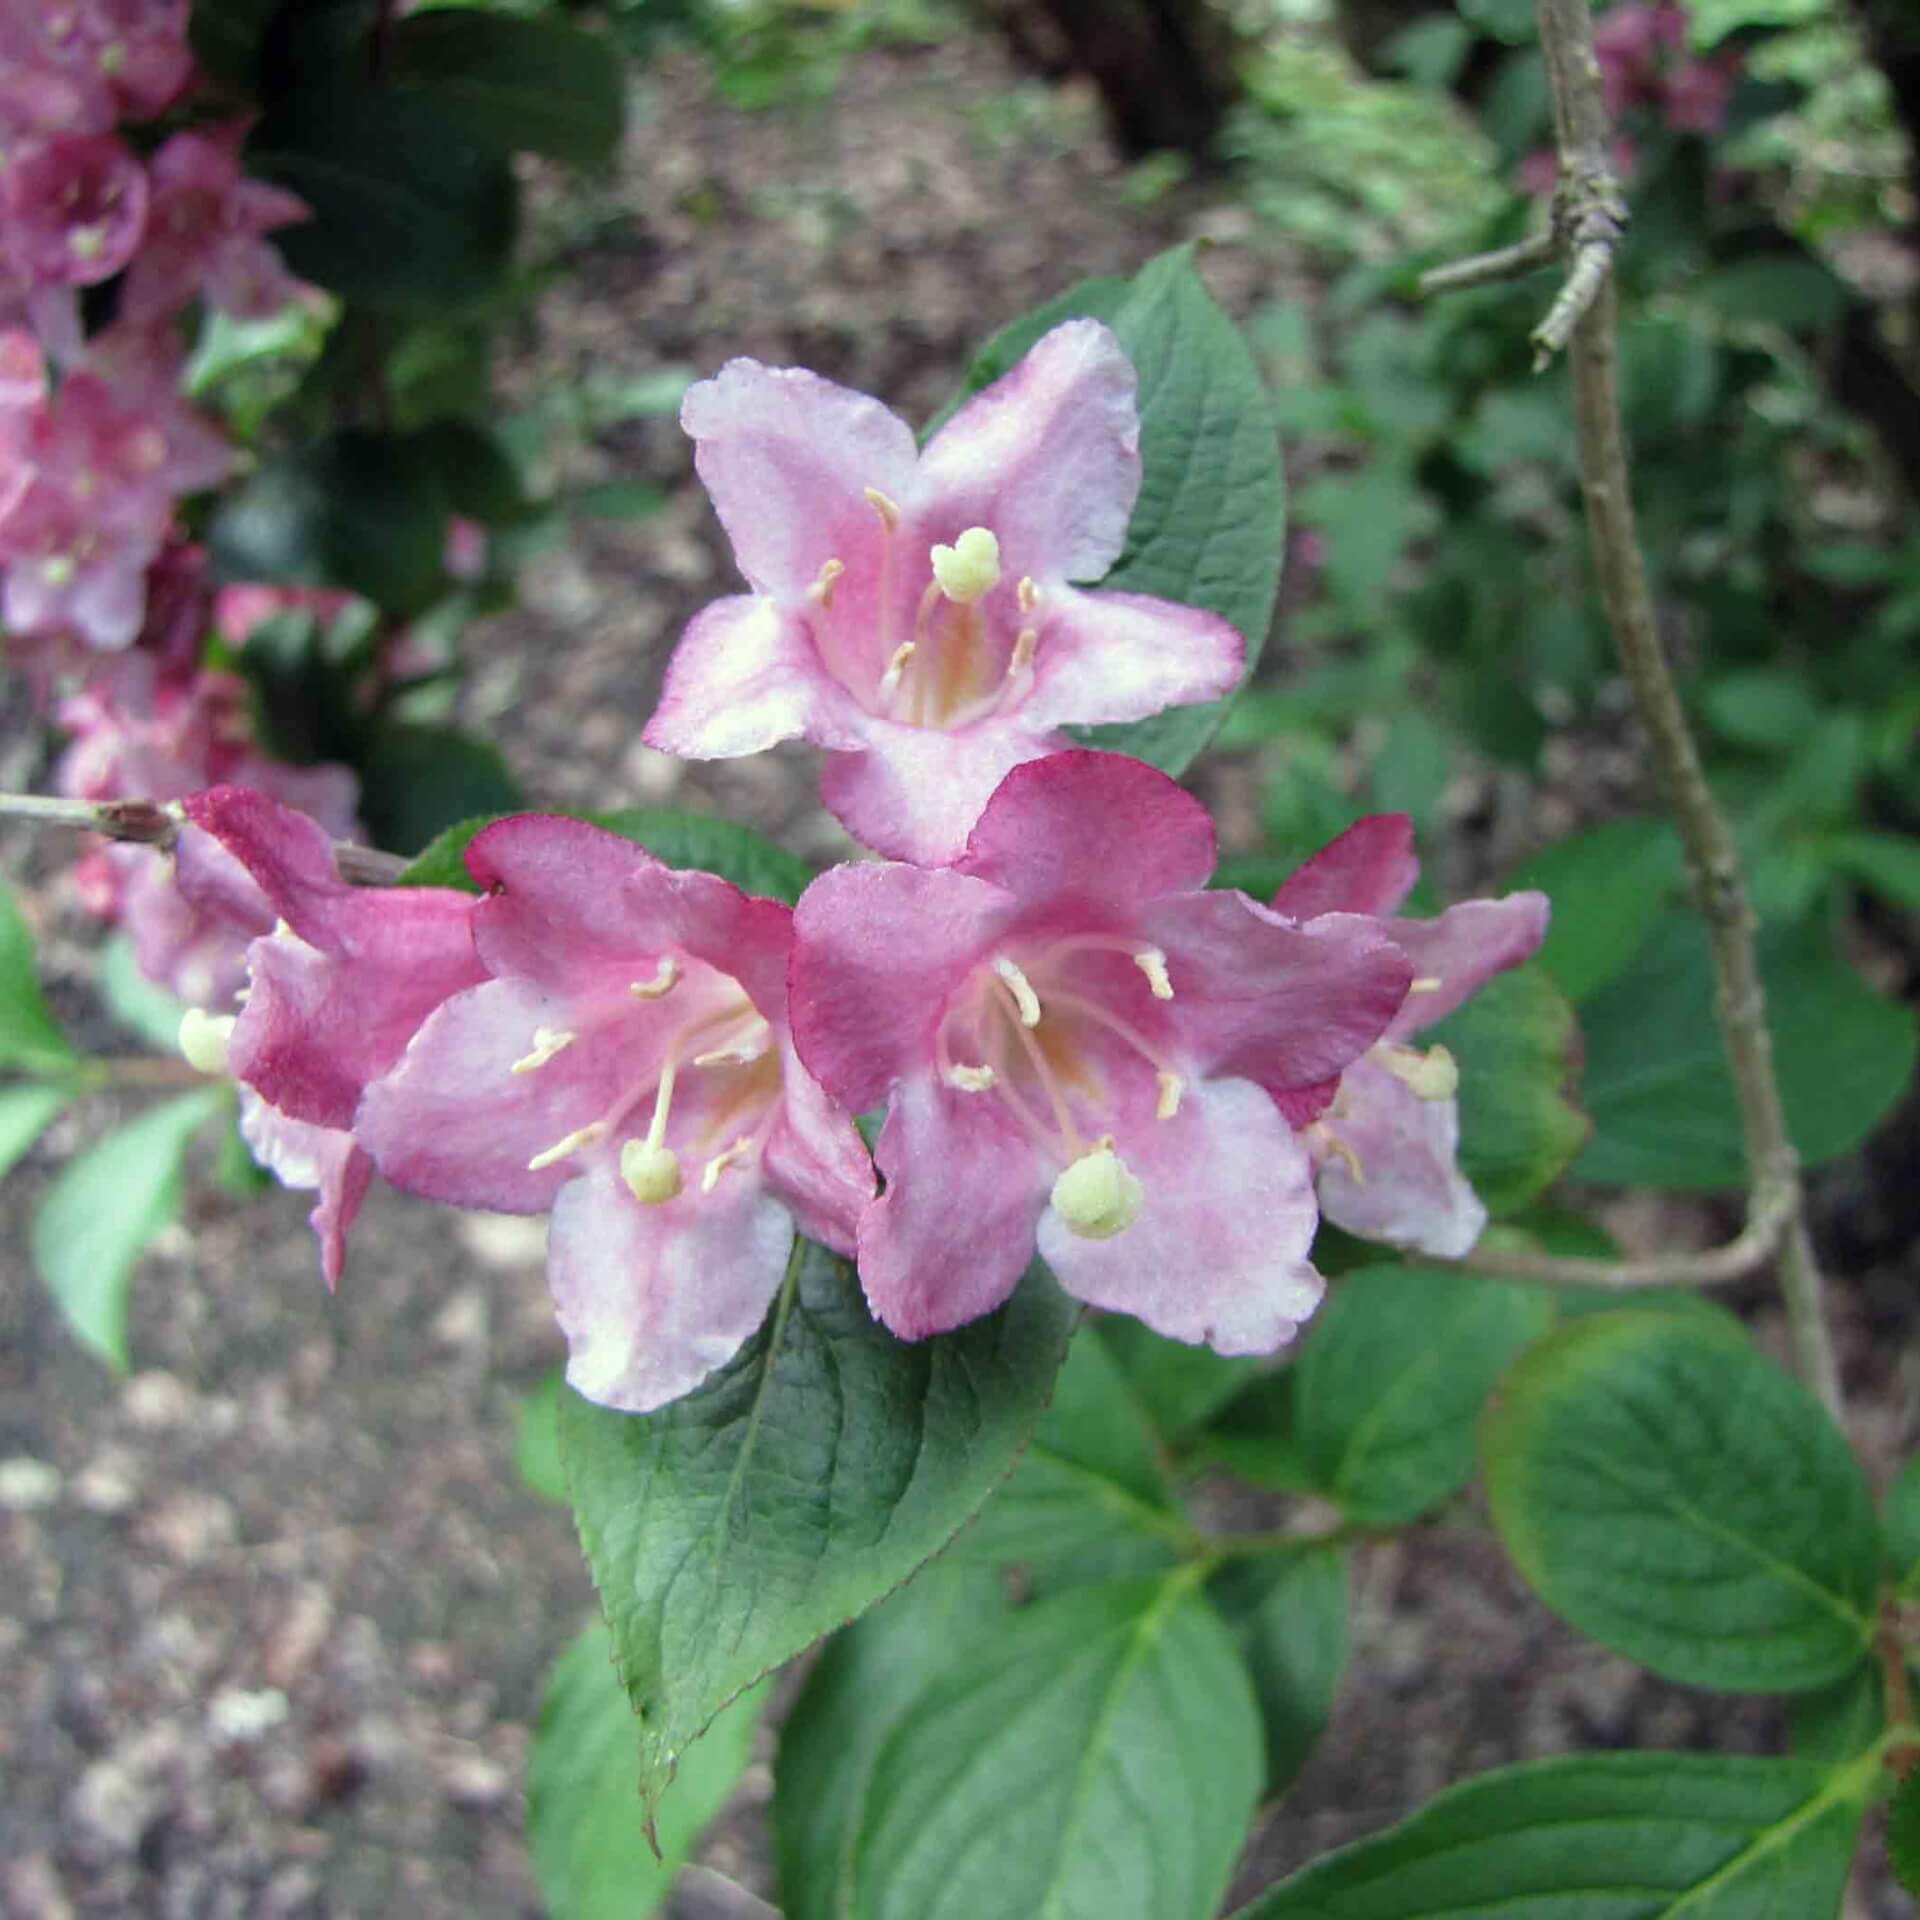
[1231,1748,1877,1917]
[0,883,76,1073]
[408,418,542,528]
[385,11,624,170]
[189,0,281,89]
[1091,1315,1261,1440]
[776,1563,1017,1920]
[1703,668,1816,752]
[1892,1767,1920,1901]
[356,725,524,856]
[529,1621,764,1920]
[1208,1543,1348,1795]
[516,1371,568,1507]
[1696,256,1849,333]
[99,937,190,1054]
[1430,961,1588,1217]
[1887,1454,1920,1595]
[209,429,451,616]
[396,806,815,904]
[31,1089,228,1373]
[941,247,1284,777]
[1789,1662,1883,1768]
[1457,0,1537,44]
[1295,1265,1552,1527]
[1575,911,1917,1189]
[1502,819,1683,1004]
[249,76,516,311]
[850,1573,1261,1920]
[1195,1369,1317,1493]
[1821,829,1920,911]
[1482,1312,1879,1691]
[0,1084,70,1183]
[557,1242,1074,1817]
[929,280,1133,437]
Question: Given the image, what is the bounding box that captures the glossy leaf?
[1232,1749,1877,1917]
[529,1620,764,1920]
[1501,818,1682,1004]
[31,1089,228,1373]
[850,1574,1262,1920]
[557,1242,1074,1816]
[1483,1312,1879,1691]
[0,883,76,1073]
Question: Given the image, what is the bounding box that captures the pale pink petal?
[643,594,866,761]
[1019,586,1243,730]
[917,320,1139,585]
[790,861,1012,1114]
[681,358,919,598]
[1385,893,1551,1036]
[1272,814,1420,921]
[1315,1059,1485,1258]
[817,717,1056,867]
[1142,893,1411,1095]
[1040,1078,1322,1353]
[549,1162,795,1413]
[760,1045,875,1257]
[236,1092,374,1291]
[858,1073,1046,1340]
[955,750,1217,908]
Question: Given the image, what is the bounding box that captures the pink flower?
[1,133,148,287]
[0,0,194,132]
[234,1092,373,1293]
[1663,49,1741,135]
[647,321,1246,864]
[353,816,875,1412]
[213,582,359,649]
[789,751,1413,1352]
[1271,814,1549,1258]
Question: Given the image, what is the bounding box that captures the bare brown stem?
[1879,1592,1919,1778]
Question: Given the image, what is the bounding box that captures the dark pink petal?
[681,357,918,599]
[4,134,148,287]
[1315,1060,1485,1258]
[236,1093,374,1292]
[643,594,866,761]
[1271,814,1419,921]
[817,719,1056,867]
[1018,586,1243,731]
[790,860,1012,1114]
[858,1074,1046,1340]
[171,819,276,945]
[956,750,1217,909]
[548,1162,796,1413]
[1039,1077,1322,1353]
[1143,893,1412,1093]
[1384,892,1550,1036]
[760,1045,875,1257]
[917,319,1139,586]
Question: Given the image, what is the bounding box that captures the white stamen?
[529,1121,608,1171]
[510,1026,576,1075]
[878,641,915,697]
[1410,976,1443,994]
[1134,948,1173,1000]
[694,1018,771,1069]
[1050,1137,1143,1241]
[808,557,844,607]
[1155,1071,1183,1120]
[178,1009,235,1077]
[700,1136,755,1193]
[945,1061,996,1093]
[864,486,900,530]
[928,526,1001,604]
[1309,1122,1366,1185]
[1006,627,1037,677]
[992,955,1042,1027]
[1017,576,1039,613]
[630,958,680,999]
[621,1137,681,1204]
[1379,1042,1459,1102]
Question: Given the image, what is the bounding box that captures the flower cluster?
[1593,2,1742,137]
[163,323,1547,1414]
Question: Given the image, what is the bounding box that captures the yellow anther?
[808,557,845,607]
[1007,627,1037,676]
[992,955,1042,1027]
[1310,1122,1366,1185]
[929,526,1001,604]
[878,641,915,697]
[1050,1138,1143,1241]
[178,1009,235,1077]
[945,1061,996,1093]
[700,1136,755,1193]
[510,1026,576,1075]
[1380,1042,1460,1102]
[630,958,680,1000]
[864,487,901,530]
[621,1137,682,1205]
[1017,576,1039,613]
[528,1121,609,1172]
[1410,976,1443,994]
[1134,948,1173,1000]
[1155,1071,1183,1121]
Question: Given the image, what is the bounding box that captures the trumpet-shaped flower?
[647,321,1245,864]
[353,816,875,1413]
[789,751,1412,1351]
[1271,815,1550,1258]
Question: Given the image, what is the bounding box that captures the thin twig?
[1879,1591,1919,1778]
[1419,231,1558,297]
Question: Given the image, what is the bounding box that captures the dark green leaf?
[930,279,1133,437]
[557,1242,1074,1816]
[529,1620,764,1920]
[356,725,524,856]
[1196,1368,1317,1493]
[386,11,625,170]
[1789,1663,1883,1768]
[1575,911,1917,1189]
[850,1574,1261,1920]
[1501,819,1684,1003]
[1295,1265,1552,1526]
[1892,1767,1920,1900]
[1231,1749,1877,1917]
[1822,830,1920,911]
[1208,1543,1348,1795]
[32,1089,228,1373]
[1482,1312,1879,1691]
[516,1371,568,1506]
[0,1084,70,1183]
[1430,961,1588,1216]
[0,883,76,1073]
[1457,0,1537,44]
[1091,1315,1261,1440]
[99,936,190,1054]
[189,0,281,89]
[409,418,541,528]
[1888,1454,1920,1596]
[1704,668,1817,752]
[1696,256,1849,334]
